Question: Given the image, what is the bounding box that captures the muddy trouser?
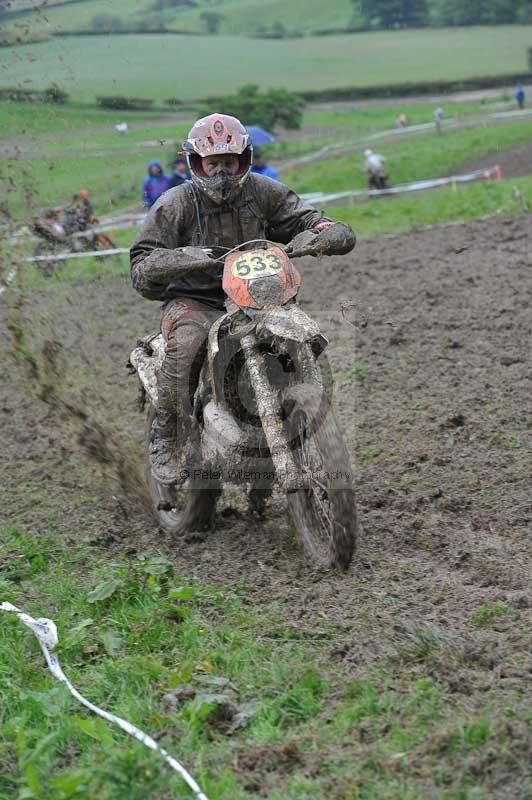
[156,297,225,453]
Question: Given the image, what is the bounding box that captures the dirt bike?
[32,213,117,277]
[129,239,358,569]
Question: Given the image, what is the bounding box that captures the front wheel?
[283,384,357,570]
[145,404,220,536]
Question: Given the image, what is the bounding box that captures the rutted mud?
[1,214,532,795]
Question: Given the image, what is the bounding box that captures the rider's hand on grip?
[285,230,319,255]
[313,222,356,256]
[286,223,356,258]
[180,246,211,261]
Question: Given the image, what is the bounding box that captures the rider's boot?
[149,339,186,485]
[149,410,196,486]
[149,409,179,485]
[150,303,214,485]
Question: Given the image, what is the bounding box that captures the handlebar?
[169,243,319,277]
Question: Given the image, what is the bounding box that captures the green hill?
[3,26,532,104]
[1,0,357,36]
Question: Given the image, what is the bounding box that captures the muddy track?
[1,214,532,795]
[461,140,532,180]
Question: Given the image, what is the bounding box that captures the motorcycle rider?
[363,149,388,190]
[63,189,94,234]
[130,113,356,485]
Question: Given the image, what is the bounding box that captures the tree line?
[355,0,532,28]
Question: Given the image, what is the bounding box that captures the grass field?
[302,99,509,136]
[2,50,532,799]
[2,94,532,233]
[0,103,520,220]
[3,26,532,104]
[3,152,151,220]
[3,0,357,35]
[0,103,176,141]
[2,521,528,800]
[331,176,532,238]
[284,118,532,193]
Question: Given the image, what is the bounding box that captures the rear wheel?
[145,404,220,536]
[283,384,357,570]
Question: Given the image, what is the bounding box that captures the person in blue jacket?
[516,84,525,110]
[251,149,279,181]
[142,160,171,207]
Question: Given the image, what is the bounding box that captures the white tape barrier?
[26,247,130,263]
[1,602,210,800]
[99,211,146,225]
[281,106,532,171]
[301,165,501,205]
[4,213,147,246]
[0,267,17,296]
[85,218,146,235]
[18,166,499,264]
[491,107,532,120]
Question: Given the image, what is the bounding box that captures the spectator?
[363,149,388,190]
[396,112,409,128]
[168,156,190,189]
[251,149,279,181]
[434,107,444,134]
[516,84,525,110]
[142,160,171,207]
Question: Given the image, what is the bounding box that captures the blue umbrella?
[246,125,276,147]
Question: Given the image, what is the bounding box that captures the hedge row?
[50,29,202,37]
[96,96,155,110]
[298,72,532,102]
[0,85,68,103]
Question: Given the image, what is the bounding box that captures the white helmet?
[364,149,373,157]
[183,113,253,204]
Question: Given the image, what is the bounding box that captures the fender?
[258,303,327,349]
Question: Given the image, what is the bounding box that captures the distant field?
[4,0,356,35]
[2,27,532,104]
[3,151,150,220]
[0,103,176,141]
[3,96,532,221]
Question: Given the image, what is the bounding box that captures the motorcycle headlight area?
[247,274,285,306]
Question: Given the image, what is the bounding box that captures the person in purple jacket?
[142,160,171,207]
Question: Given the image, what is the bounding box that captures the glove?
[285,222,356,257]
[285,229,319,254]
[180,246,211,261]
[311,221,356,256]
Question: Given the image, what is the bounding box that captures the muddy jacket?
[130,173,328,309]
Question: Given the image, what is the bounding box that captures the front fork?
[239,334,319,493]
